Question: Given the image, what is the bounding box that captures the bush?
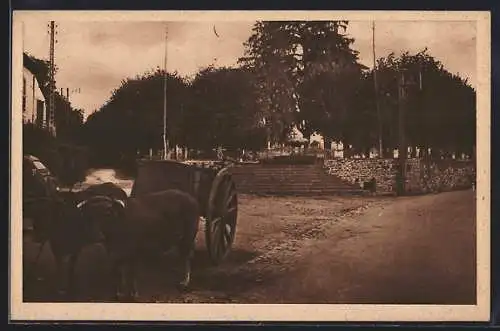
[23,124,89,187]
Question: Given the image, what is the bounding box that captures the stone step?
[231,173,342,178]
[233,176,356,183]
[233,176,343,181]
[227,164,362,195]
[238,189,369,196]
[234,179,337,184]
[235,184,359,190]
[230,169,326,174]
[231,171,330,176]
[235,183,353,189]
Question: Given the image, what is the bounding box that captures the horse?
[25,180,128,298]
[95,188,201,301]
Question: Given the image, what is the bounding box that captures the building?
[22,62,46,128]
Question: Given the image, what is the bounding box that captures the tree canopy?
[24,23,476,165]
[82,69,189,164]
[185,66,267,151]
[372,49,476,157]
[239,21,366,146]
[82,65,269,164]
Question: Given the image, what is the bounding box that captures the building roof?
[23,52,49,100]
[23,53,39,76]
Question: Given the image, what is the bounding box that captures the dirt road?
[241,190,477,304]
[22,188,476,304]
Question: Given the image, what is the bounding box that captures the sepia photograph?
[10,11,490,321]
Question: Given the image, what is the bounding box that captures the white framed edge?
[9,10,491,322]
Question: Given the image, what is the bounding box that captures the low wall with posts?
[324,158,475,195]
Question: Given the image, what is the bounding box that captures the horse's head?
[76,195,126,243]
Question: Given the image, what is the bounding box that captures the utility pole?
[397,69,409,195]
[48,21,57,137]
[163,24,169,160]
[62,87,81,103]
[372,21,383,157]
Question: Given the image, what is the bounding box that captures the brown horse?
[96,188,201,301]
[25,182,127,298]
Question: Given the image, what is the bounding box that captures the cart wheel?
[206,168,238,265]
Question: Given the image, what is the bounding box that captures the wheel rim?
[206,173,238,264]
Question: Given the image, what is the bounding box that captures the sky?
[21,18,477,120]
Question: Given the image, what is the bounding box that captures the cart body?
[131,159,238,264]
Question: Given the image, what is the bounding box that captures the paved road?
[22,189,476,304]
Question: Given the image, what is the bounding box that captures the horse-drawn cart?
[131,159,238,265]
[23,153,242,299]
[23,154,239,266]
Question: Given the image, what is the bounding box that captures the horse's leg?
[26,240,46,280]
[177,243,194,291]
[116,259,138,302]
[102,242,120,300]
[111,258,125,301]
[50,240,75,299]
[53,252,69,297]
[177,213,199,291]
[128,258,139,301]
[66,251,80,299]
[179,213,200,291]
[179,256,192,290]
[33,240,46,268]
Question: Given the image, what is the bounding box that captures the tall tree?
[239,21,365,147]
[82,69,189,164]
[185,66,267,152]
[373,49,476,157]
[343,70,379,155]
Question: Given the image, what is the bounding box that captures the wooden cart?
[131,159,238,265]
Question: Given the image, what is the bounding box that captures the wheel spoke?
[212,216,222,226]
[223,224,233,244]
[220,178,232,209]
[225,190,236,209]
[212,217,222,250]
[212,224,220,258]
[226,206,237,216]
[225,206,237,225]
[218,226,227,255]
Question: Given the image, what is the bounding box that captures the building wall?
[22,67,46,127]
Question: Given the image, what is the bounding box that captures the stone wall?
[405,158,475,194]
[324,158,475,195]
[323,158,398,193]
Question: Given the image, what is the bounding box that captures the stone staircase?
[228,163,367,196]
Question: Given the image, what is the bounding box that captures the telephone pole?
[62,87,81,103]
[48,21,57,136]
[397,69,409,195]
[163,24,169,160]
[372,21,383,157]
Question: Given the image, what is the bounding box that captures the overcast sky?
[21,19,476,119]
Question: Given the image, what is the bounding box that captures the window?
[22,77,26,113]
[36,100,44,127]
